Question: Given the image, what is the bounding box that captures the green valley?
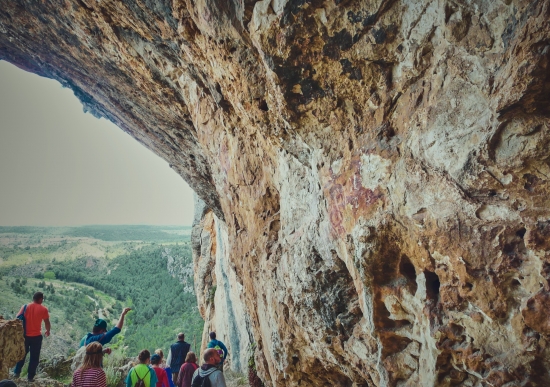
[0,225,203,362]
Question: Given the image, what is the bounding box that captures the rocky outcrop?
[165,246,196,294]
[40,355,72,379]
[13,376,66,387]
[0,318,25,380]
[193,195,253,372]
[2,1,550,386]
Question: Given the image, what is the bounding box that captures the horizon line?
[0,224,193,228]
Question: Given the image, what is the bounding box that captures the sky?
[0,60,195,226]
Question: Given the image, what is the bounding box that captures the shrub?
[104,365,123,387]
[248,343,265,387]
[208,285,217,304]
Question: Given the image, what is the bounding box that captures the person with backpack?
[126,350,158,387]
[206,332,228,372]
[190,349,227,387]
[166,333,191,385]
[81,307,132,347]
[150,354,170,387]
[13,292,51,382]
[176,352,198,387]
[70,342,107,387]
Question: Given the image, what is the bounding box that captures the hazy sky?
[0,61,195,226]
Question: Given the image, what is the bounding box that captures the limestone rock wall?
[0,318,25,380]
[1,1,550,386]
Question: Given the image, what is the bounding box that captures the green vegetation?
[0,275,119,352]
[52,243,202,352]
[0,225,202,360]
[61,225,191,242]
[104,346,129,387]
[209,285,217,304]
[248,343,265,387]
[0,225,191,241]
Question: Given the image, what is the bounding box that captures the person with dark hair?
[82,307,131,348]
[13,291,51,382]
[0,380,17,387]
[166,333,191,385]
[126,350,158,387]
[190,349,226,387]
[70,342,107,387]
[206,332,228,372]
[150,354,169,387]
[176,352,198,387]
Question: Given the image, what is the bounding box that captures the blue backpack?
[16,304,27,335]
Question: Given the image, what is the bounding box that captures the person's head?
[33,292,44,304]
[185,351,197,364]
[92,318,108,334]
[155,349,164,360]
[203,348,221,365]
[80,342,103,371]
[150,354,161,366]
[209,332,216,340]
[177,332,185,341]
[138,349,151,364]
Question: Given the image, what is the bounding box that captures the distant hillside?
[0,225,203,365]
[0,224,191,242]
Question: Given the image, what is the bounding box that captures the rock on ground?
[9,376,65,387]
[0,319,25,380]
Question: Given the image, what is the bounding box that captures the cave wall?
[193,194,253,373]
[1,0,550,386]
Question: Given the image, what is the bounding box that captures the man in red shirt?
[13,291,51,382]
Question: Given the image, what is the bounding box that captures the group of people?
[9,292,230,387]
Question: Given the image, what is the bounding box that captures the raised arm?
[116,307,132,330]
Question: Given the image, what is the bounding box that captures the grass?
[103,346,129,387]
[53,374,73,384]
[225,369,248,387]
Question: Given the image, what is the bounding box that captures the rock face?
[41,354,72,379]
[0,318,25,380]
[1,1,550,385]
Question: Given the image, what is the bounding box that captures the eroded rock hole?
[424,270,440,302]
[258,99,268,111]
[399,255,416,280]
[399,255,418,294]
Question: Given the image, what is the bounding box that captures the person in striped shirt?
[70,342,107,387]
